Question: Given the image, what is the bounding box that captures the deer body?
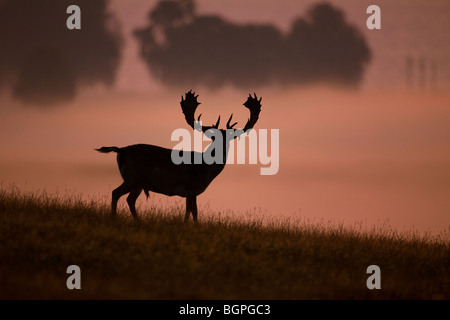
[99,144,226,196]
[97,91,261,222]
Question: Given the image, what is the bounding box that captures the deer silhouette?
[96,91,262,222]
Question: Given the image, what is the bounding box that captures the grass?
[0,186,448,299]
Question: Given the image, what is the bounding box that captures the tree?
[134,0,371,89]
[0,0,122,106]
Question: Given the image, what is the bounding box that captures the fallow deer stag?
[96,91,261,222]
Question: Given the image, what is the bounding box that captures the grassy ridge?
[0,187,448,299]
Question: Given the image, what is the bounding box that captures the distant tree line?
[135,0,371,89]
[0,0,371,106]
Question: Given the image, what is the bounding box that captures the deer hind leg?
[111,182,133,217]
[126,188,142,220]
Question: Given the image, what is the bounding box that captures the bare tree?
[96,91,261,222]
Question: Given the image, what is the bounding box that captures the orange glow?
[1,88,449,236]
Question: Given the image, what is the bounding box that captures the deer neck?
[202,137,231,177]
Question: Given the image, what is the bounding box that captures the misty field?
[0,186,448,300]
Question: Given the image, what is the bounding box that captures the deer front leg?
[184,196,192,223]
[192,196,198,223]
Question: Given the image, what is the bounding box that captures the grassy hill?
[0,186,448,299]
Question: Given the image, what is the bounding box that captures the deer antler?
[181,90,261,134]
[243,93,262,132]
[181,90,220,133]
[226,114,238,129]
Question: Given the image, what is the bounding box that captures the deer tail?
[95,146,120,153]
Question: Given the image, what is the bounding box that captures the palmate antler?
[243,93,262,132]
[180,90,261,133]
[181,90,221,133]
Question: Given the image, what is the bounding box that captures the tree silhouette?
[135,0,371,89]
[282,3,371,85]
[0,0,122,106]
[13,47,76,105]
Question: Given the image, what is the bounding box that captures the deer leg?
[184,196,192,223]
[126,188,142,220]
[192,196,198,223]
[111,182,133,216]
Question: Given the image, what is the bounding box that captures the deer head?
[180,90,262,165]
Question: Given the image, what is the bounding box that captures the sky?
[0,0,449,237]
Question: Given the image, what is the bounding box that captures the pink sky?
[1,87,449,236]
